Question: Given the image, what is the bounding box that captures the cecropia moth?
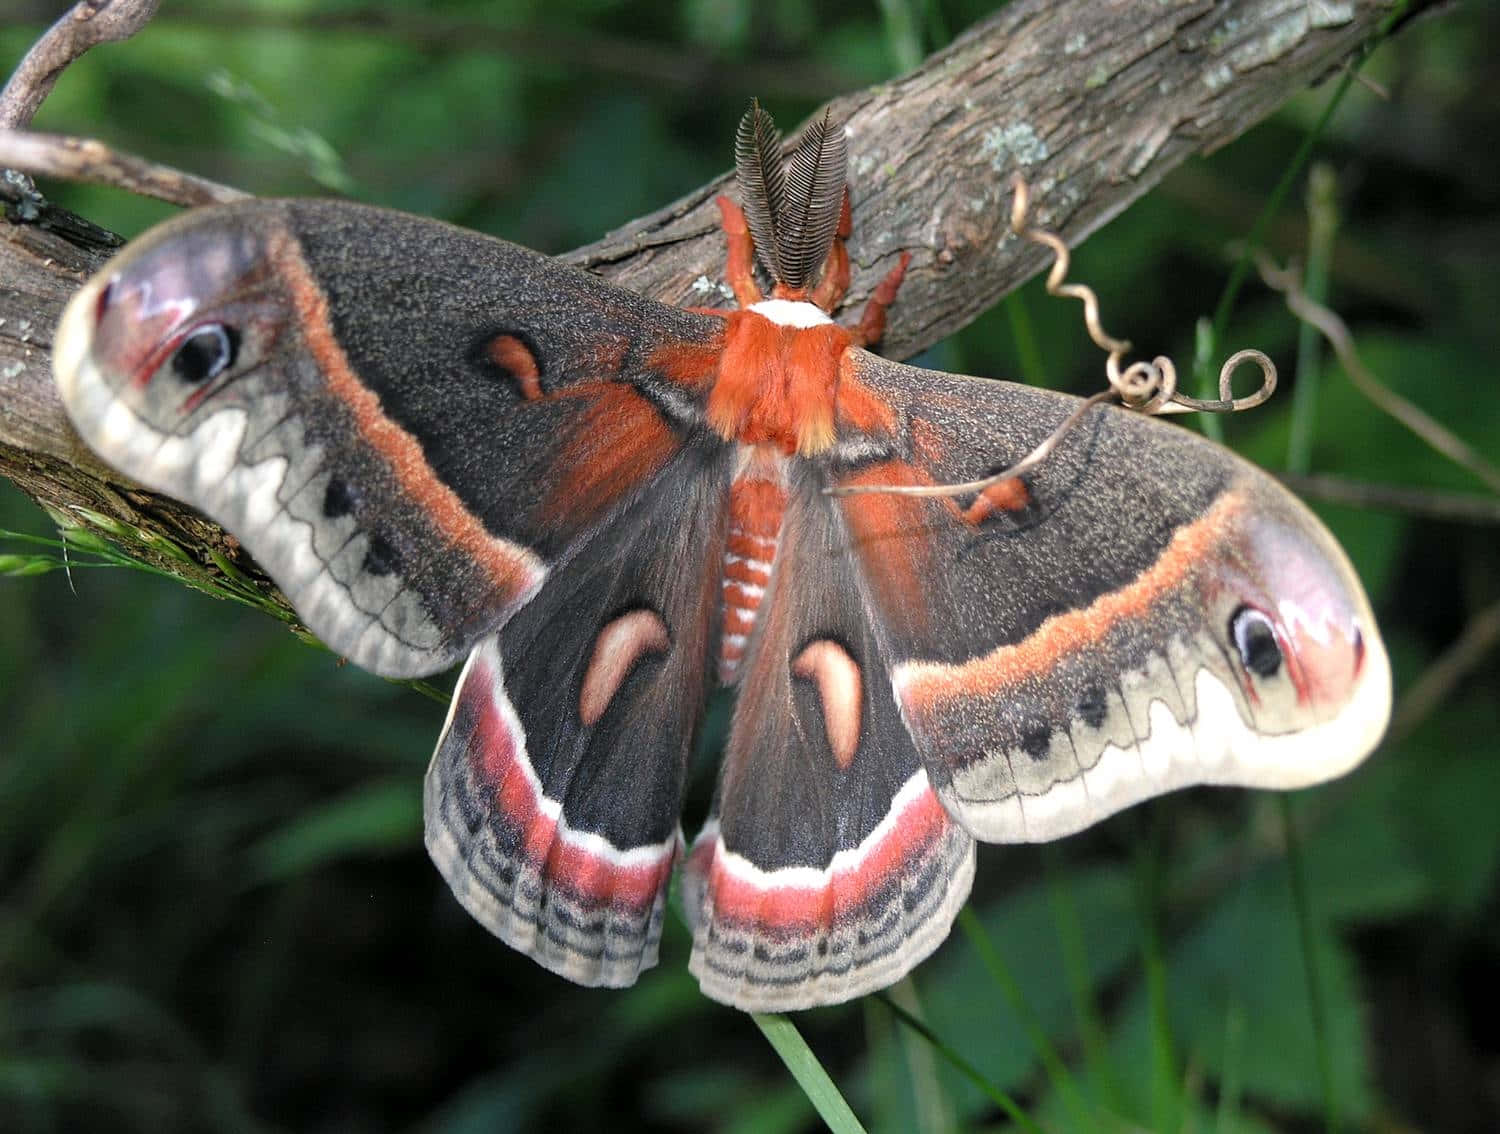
[51,104,1390,1012]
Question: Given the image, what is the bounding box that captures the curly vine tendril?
[830,175,1277,500]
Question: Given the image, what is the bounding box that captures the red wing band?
[682,770,974,1011]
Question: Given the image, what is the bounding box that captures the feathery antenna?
[734,102,848,291]
[735,100,785,285]
[776,110,846,290]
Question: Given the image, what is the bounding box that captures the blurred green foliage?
[3,0,1499,1130]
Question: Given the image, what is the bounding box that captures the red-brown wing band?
[426,637,681,986]
[684,771,973,1011]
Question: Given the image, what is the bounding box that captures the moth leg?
[849,250,912,349]
[715,195,763,308]
[809,191,853,313]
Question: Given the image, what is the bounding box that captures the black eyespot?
[1230,606,1283,678]
[170,324,237,385]
[322,477,355,519]
[1020,726,1052,761]
[362,534,398,577]
[1077,685,1108,729]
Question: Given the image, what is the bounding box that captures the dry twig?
[0,128,248,207]
[1254,249,1500,497]
[1280,474,1500,526]
[0,0,161,129]
[1389,599,1500,744]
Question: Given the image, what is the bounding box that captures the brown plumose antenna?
[733,102,847,292]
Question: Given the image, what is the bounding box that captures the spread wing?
[428,435,730,987]
[680,352,1390,1011]
[53,199,726,679]
[683,461,974,1011]
[836,353,1391,844]
[53,199,735,990]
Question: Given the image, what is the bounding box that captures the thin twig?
[1389,598,1500,745]
[0,0,161,129]
[1279,474,1500,526]
[1254,249,1500,497]
[1011,174,1276,417]
[0,128,249,207]
[831,389,1118,498]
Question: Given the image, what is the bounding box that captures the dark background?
[3,1,1498,1130]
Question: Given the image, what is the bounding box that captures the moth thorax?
[707,308,851,457]
[718,450,789,685]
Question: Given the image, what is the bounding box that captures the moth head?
[54,206,288,450]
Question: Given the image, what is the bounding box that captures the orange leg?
[851,251,912,349]
[715,195,762,309]
[809,192,854,312]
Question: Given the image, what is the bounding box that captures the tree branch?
[568,0,1420,354]
[1,0,1427,589]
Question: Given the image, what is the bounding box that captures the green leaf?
[243,779,420,884]
[1116,869,1373,1121]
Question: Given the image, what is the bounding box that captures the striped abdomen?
[719,458,787,684]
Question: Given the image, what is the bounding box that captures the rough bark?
[0,0,1421,583]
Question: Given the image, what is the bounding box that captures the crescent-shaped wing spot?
[962,476,1030,526]
[579,610,671,727]
[426,640,680,988]
[791,639,863,770]
[483,333,544,401]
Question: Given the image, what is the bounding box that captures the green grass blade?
[876,0,924,72]
[243,779,420,885]
[1134,832,1180,1132]
[1198,1,1412,437]
[876,996,1043,1134]
[751,1013,868,1134]
[861,997,903,1131]
[1201,67,1356,418]
[1214,994,1246,1133]
[1046,848,1124,1114]
[1005,291,1049,388]
[958,905,1093,1127]
[1287,163,1340,474]
[886,977,957,1133]
[1280,794,1338,1132]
